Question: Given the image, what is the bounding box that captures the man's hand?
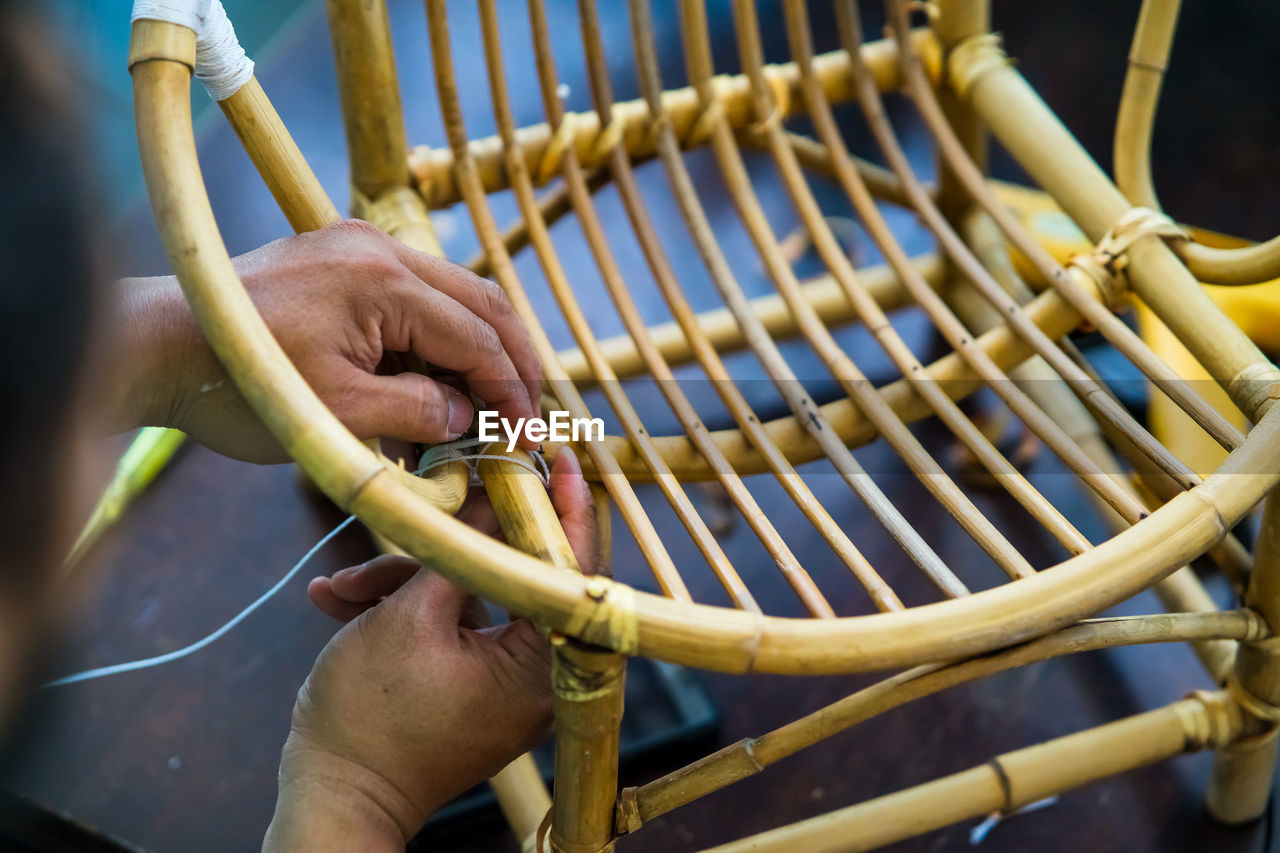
[117,220,542,462]
[263,449,597,851]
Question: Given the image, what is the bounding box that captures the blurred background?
[3,1,1279,851]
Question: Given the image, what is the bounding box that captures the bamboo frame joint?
[1181,689,1245,751]
[945,31,1008,100]
[1225,671,1280,726]
[560,577,640,654]
[551,634,628,702]
[1229,367,1280,423]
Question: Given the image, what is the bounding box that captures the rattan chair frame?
[126,0,1280,848]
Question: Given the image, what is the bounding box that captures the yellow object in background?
[993,181,1276,476]
[64,427,186,572]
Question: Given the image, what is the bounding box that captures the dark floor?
[5,1,1280,851]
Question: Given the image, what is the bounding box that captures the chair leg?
[491,754,553,850]
[1208,489,1280,823]
[549,638,626,853]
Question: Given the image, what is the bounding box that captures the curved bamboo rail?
[1114,0,1280,285]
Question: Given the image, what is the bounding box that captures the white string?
[415,437,550,486]
[41,514,356,689]
[131,0,254,101]
[41,440,548,690]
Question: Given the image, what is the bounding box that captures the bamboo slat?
[700,692,1241,852]
[623,610,1263,830]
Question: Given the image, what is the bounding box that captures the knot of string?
[1069,206,1188,310]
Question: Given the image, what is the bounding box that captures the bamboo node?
[1181,690,1243,750]
[614,787,642,835]
[560,578,639,655]
[946,33,1008,99]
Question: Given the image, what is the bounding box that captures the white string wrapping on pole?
[415,437,551,485]
[131,0,254,101]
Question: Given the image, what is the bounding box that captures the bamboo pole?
[407,32,940,209]
[477,446,625,852]
[699,692,1241,852]
[214,70,468,513]
[931,0,988,221]
[1208,490,1280,823]
[324,0,407,200]
[325,0,442,254]
[1114,0,1280,286]
[323,0,552,831]
[622,610,1263,830]
[948,30,1280,421]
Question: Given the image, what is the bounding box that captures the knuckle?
[468,320,502,358]
[481,282,515,321]
[332,218,382,240]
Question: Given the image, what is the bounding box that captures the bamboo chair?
[127,0,1280,849]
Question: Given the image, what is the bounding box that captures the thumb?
[387,570,479,636]
[335,370,475,445]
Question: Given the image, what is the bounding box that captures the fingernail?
[447,392,472,438]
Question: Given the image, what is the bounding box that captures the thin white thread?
[41,515,357,689]
[415,437,550,486]
[131,0,254,101]
[41,442,546,689]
